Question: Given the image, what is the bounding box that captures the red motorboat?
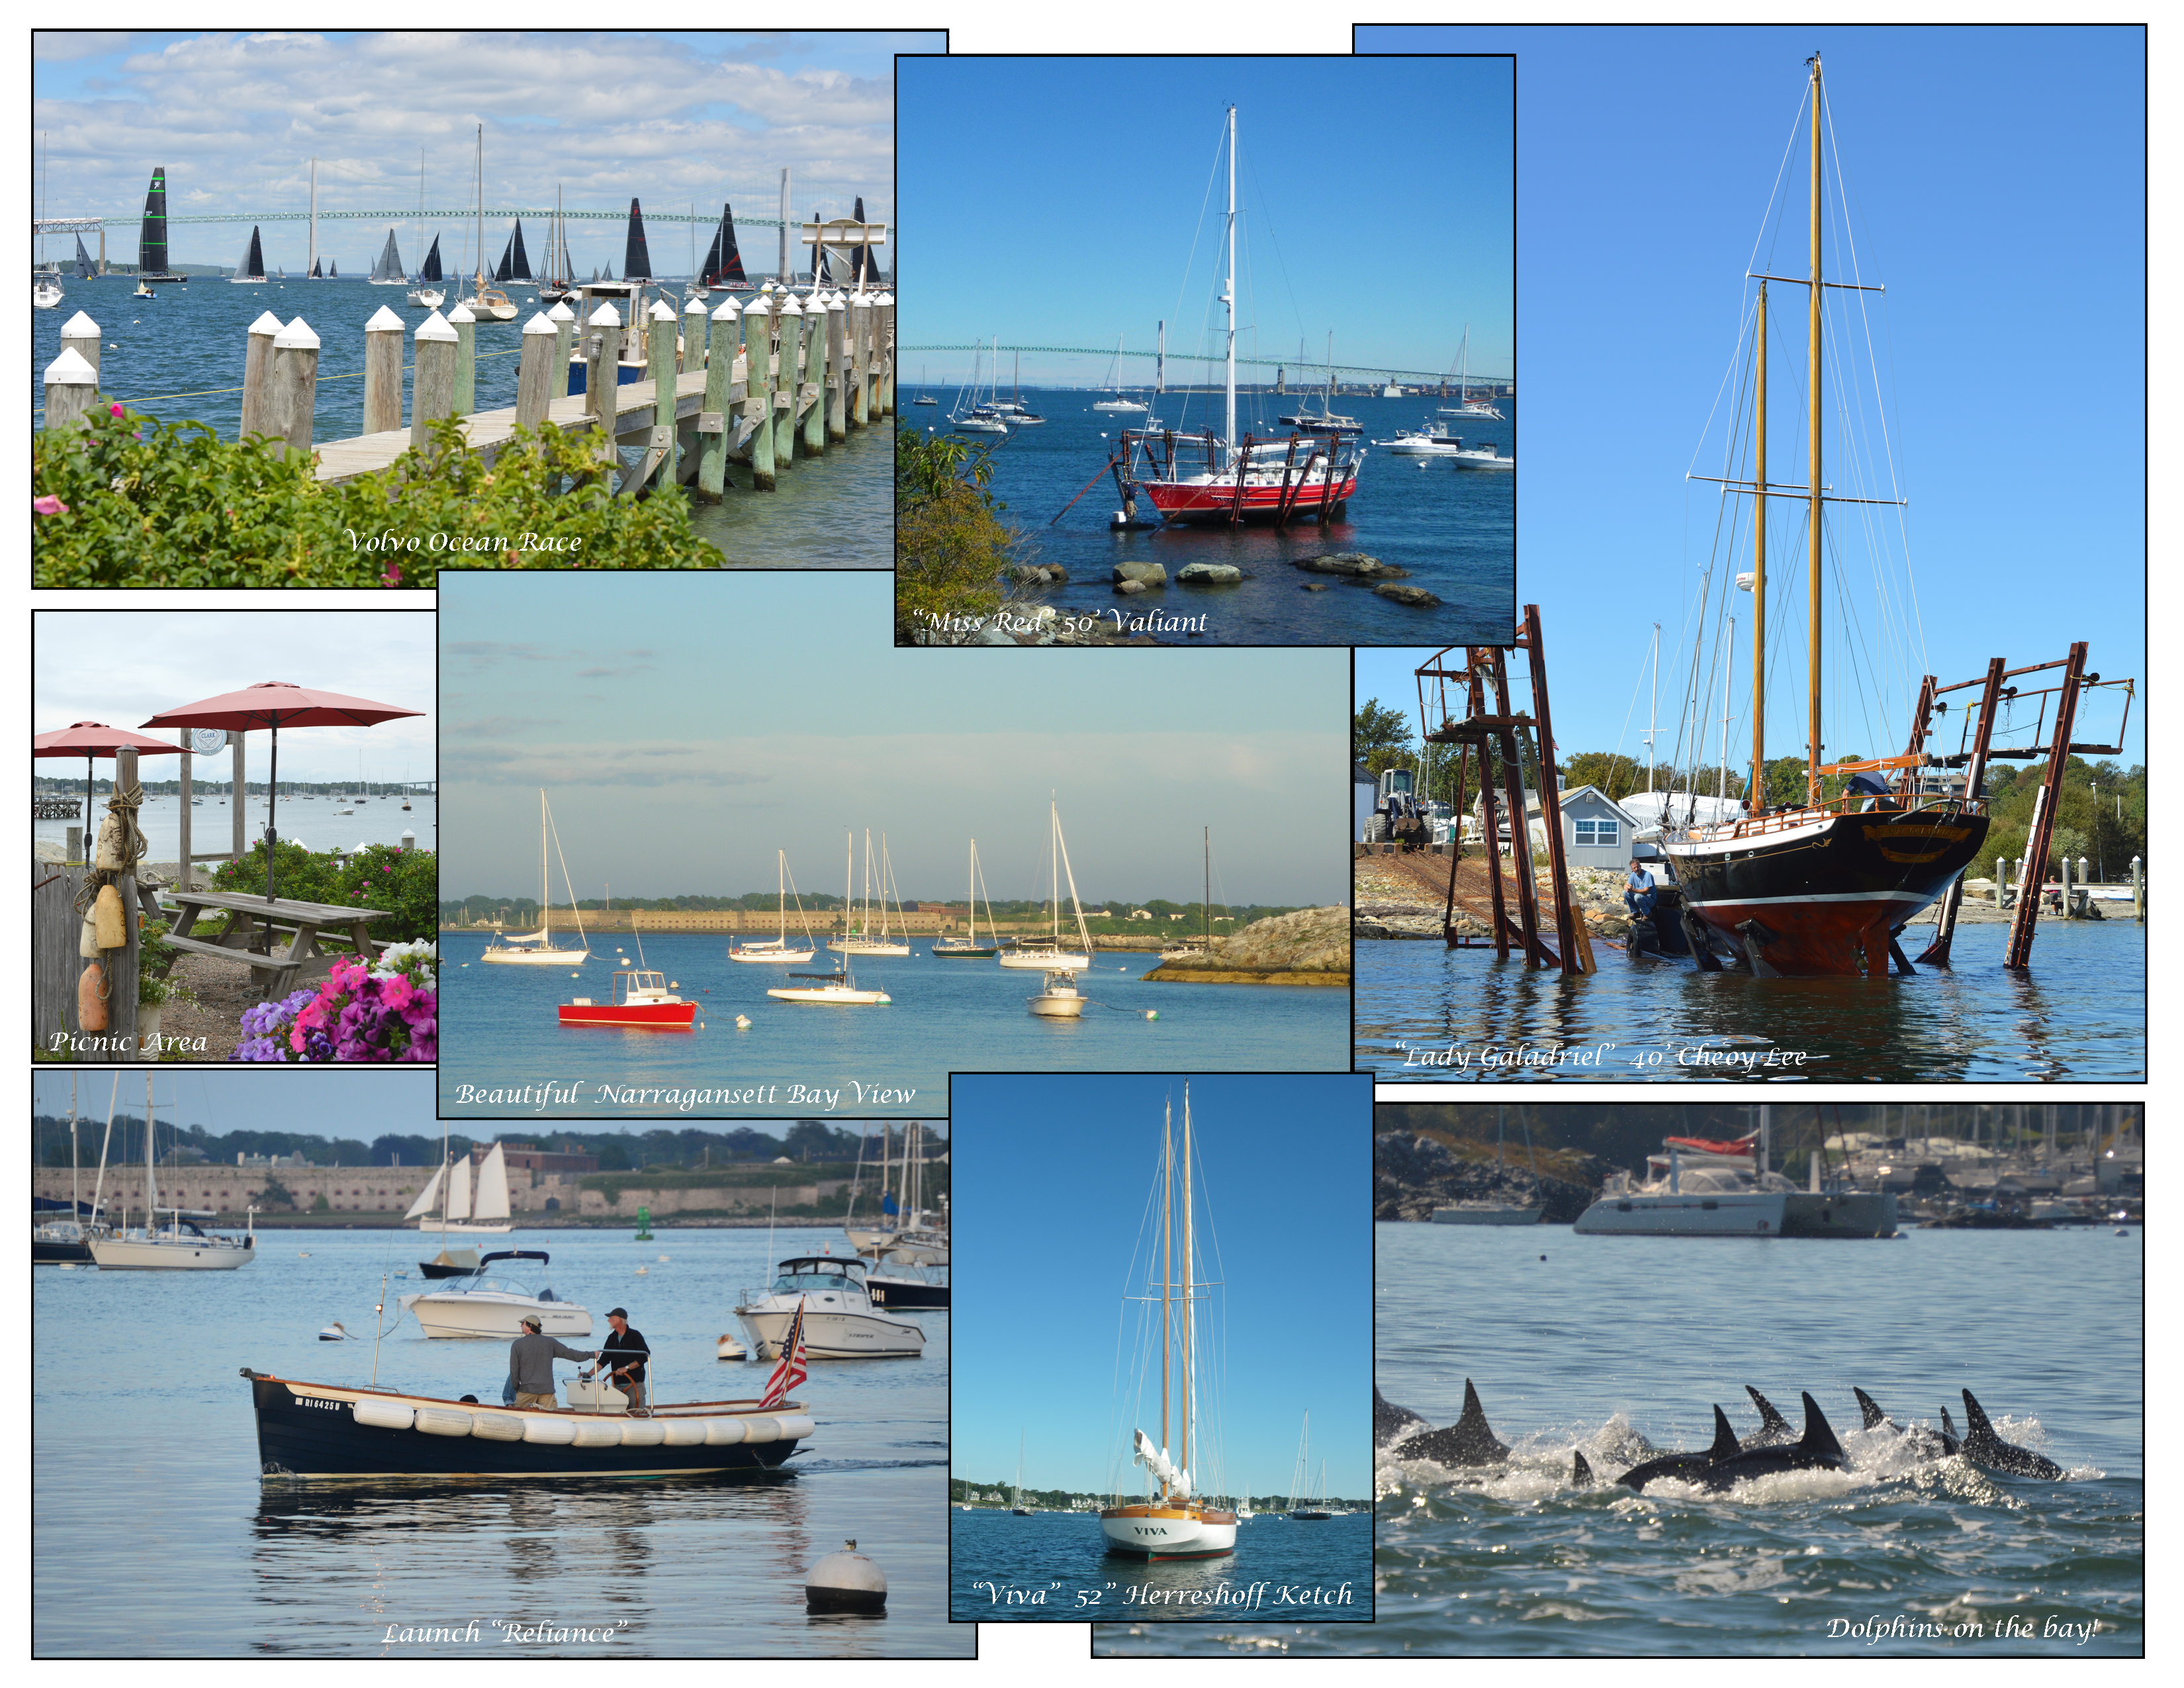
[559,969,697,1029]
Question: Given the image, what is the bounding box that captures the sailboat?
[537,185,576,305]
[367,226,406,285]
[931,840,1000,957]
[623,197,653,283]
[87,1076,256,1270]
[1099,1085,1238,1560]
[34,136,63,307]
[1277,333,1361,432]
[1437,324,1505,419]
[404,1140,516,1238]
[827,831,911,956]
[913,363,938,406]
[1159,827,1218,962]
[1656,56,1990,977]
[729,850,818,962]
[1091,333,1150,412]
[989,352,1044,424]
[1013,1434,1033,1515]
[768,831,893,1005]
[480,790,591,965]
[950,338,1010,434]
[461,124,519,322]
[999,801,1091,970]
[135,166,188,283]
[1285,1415,1331,1519]
[698,201,750,292]
[406,148,445,306]
[1125,111,1363,523]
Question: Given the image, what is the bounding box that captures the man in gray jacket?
[508,1315,597,1409]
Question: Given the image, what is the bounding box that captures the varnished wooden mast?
[1160,1097,1171,1497]
[1806,54,1824,801]
[1180,1084,1192,1489]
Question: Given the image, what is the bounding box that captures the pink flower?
[382,975,414,1011]
[381,562,401,587]
[32,495,68,515]
[109,402,124,418]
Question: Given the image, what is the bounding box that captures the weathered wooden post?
[875,291,895,414]
[773,293,803,467]
[267,317,320,463]
[645,297,679,491]
[240,310,281,440]
[2132,855,2144,921]
[825,291,848,442]
[801,293,827,457]
[410,310,458,452]
[516,311,557,430]
[682,294,706,374]
[746,296,775,492]
[61,310,101,383]
[862,292,883,422]
[696,294,739,502]
[847,293,870,430]
[110,746,140,1061]
[2079,857,2093,917]
[449,301,477,418]
[585,301,622,423]
[362,305,405,435]
[549,299,576,400]
[41,346,99,434]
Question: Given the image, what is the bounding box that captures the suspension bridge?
[899,342,1512,389]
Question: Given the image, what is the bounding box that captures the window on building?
[1574,818,1619,847]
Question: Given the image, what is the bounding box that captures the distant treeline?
[34,778,429,796]
[441,893,1294,923]
[33,1116,941,1172]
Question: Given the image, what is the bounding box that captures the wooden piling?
[864,293,885,420]
[847,295,870,430]
[774,294,803,467]
[746,297,775,492]
[61,309,101,383]
[876,291,895,414]
[267,317,320,462]
[825,292,848,442]
[682,295,707,375]
[696,295,740,502]
[449,301,477,418]
[802,295,827,457]
[362,305,405,435]
[1995,856,2007,909]
[240,310,282,440]
[585,302,622,423]
[109,747,141,1060]
[2132,856,2144,921]
[516,311,557,429]
[2058,852,2071,917]
[646,298,679,491]
[410,310,457,452]
[177,750,193,892]
[549,300,576,400]
[42,346,99,433]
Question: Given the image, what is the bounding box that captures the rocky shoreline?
[1141,904,1349,984]
[1375,1131,1602,1225]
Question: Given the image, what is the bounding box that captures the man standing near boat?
[508,1314,598,1410]
[598,1307,651,1414]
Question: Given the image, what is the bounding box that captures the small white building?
[1353,763,1377,841]
[1555,786,1643,870]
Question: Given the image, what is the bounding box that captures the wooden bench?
[156,890,393,1000]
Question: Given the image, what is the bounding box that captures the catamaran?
[730,850,818,962]
[481,790,590,965]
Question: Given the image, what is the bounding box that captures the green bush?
[34,407,725,585]
[208,841,437,944]
[895,427,1024,641]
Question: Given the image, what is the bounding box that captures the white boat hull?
[482,946,589,966]
[829,940,910,956]
[1028,990,1085,1017]
[1099,1507,1238,1560]
[88,1237,253,1270]
[729,944,814,963]
[735,1305,925,1360]
[398,1289,593,1340]
[1573,1192,1789,1235]
[412,1220,514,1234]
[766,984,891,1004]
[998,951,1088,970]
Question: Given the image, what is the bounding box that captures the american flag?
[758,1296,807,1409]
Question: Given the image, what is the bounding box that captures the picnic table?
[153,890,392,1000]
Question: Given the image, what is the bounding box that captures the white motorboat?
[734,1256,927,1360]
[482,790,590,964]
[86,1076,255,1270]
[827,830,911,955]
[769,830,892,1004]
[1026,968,1086,1018]
[1100,1084,1238,1561]
[1447,440,1512,468]
[1376,423,1473,455]
[398,1248,592,1340]
[729,849,817,962]
[997,800,1093,970]
[405,1141,516,1237]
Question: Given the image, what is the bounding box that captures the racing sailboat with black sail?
[136,168,188,283]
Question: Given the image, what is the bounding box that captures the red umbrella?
[142,681,426,904]
[33,722,185,859]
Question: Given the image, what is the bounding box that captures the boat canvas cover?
[139,167,169,273]
[418,235,443,283]
[236,226,265,281]
[1662,1134,1756,1157]
[370,228,403,281]
[623,199,652,281]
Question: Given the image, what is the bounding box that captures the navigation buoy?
[318,1321,349,1340]
[805,1539,887,1615]
[735,1015,752,1028]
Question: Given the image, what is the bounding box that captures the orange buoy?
[78,962,107,1031]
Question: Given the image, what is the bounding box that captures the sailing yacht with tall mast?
[1160,827,1218,962]
[481,791,590,965]
[932,840,1000,957]
[408,148,445,308]
[729,850,817,962]
[1092,333,1150,412]
[1000,801,1092,972]
[1437,325,1504,419]
[828,831,911,956]
[1656,56,1989,977]
[228,226,267,284]
[1100,1085,1238,1560]
[367,227,406,286]
[87,1076,256,1270]
[461,124,518,322]
[767,832,893,1006]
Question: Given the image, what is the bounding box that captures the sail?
[73,234,94,280]
[698,218,721,285]
[308,257,322,279]
[419,235,442,283]
[494,232,513,282]
[446,1153,471,1222]
[139,167,169,275]
[603,260,614,281]
[508,220,531,280]
[474,1143,510,1222]
[328,258,338,279]
[370,228,402,282]
[706,203,745,287]
[402,1162,447,1221]
[623,198,652,280]
[236,226,265,280]
[850,196,880,286]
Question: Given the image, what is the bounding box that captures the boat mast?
[1223,105,1236,453]
[1721,616,1737,798]
[1751,280,1768,810]
[475,123,484,298]
[1180,1082,1193,1493]
[1806,54,1824,804]
[539,788,549,940]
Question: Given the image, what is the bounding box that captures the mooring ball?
[805,1540,887,1615]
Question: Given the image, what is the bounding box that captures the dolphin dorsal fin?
[1746,1385,1792,1435]
[1960,1389,1996,1449]
[1708,1405,1740,1459]
[1572,1450,1594,1487]
[1854,1387,1890,1430]
[1941,1405,1960,1441]
[1799,1391,1846,1460]
[1454,1378,1507,1459]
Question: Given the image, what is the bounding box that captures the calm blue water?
[1355,918,2146,1082]
[907,386,1514,644]
[35,791,435,863]
[437,932,1347,1117]
[31,1225,963,1658]
[31,275,887,565]
[952,1507,1371,1626]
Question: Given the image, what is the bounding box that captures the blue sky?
[439,575,1347,907]
[30,30,924,275]
[899,55,1512,389]
[1353,25,2144,772]
[949,1074,1371,1500]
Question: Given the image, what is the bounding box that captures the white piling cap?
[547,300,577,322]
[365,305,405,332]
[448,301,476,324]
[60,310,100,337]
[827,293,848,311]
[248,310,285,337]
[709,295,741,321]
[415,310,457,344]
[744,297,770,318]
[43,346,99,386]
[684,295,707,314]
[876,292,893,306]
[275,318,320,350]
[523,312,557,336]
[778,295,803,316]
[649,299,676,320]
[589,301,622,327]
